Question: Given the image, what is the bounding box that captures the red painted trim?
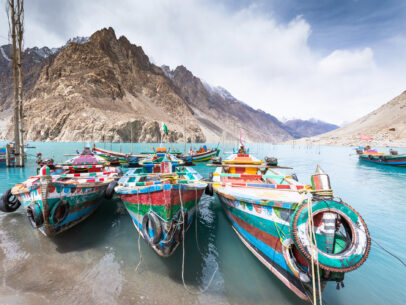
[224,207,282,253]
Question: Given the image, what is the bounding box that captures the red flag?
[360,134,372,141]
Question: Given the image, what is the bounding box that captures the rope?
[306,192,323,305]
[134,191,143,272]
[371,237,406,267]
[178,184,218,295]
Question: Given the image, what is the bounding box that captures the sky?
[0,0,405,125]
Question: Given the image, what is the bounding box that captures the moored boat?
[183,145,220,162]
[0,146,121,237]
[115,148,207,257]
[208,148,371,301]
[92,145,144,166]
[356,146,406,166]
[0,146,18,166]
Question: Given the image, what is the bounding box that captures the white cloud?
[1,0,405,124]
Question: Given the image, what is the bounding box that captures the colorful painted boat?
[209,150,370,301]
[0,147,15,166]
[356,146,406,166]
[0,147,121,237]
[92,145,145,166]
[115,148,207,257]
[184,146,220,162]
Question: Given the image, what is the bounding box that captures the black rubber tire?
[142,212,162,245]
[105,181,118,199]
[27,203,44,228]
[0,189,21,213]
[50,200,69,225]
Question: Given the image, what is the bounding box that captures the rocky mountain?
[162,65,292,142]
[283,119,339,138]
[0,28,205,142]
[0,27,296,143]
[291,91,406,147]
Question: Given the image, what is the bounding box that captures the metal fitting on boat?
[311,165,331,192]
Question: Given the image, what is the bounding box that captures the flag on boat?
[161,122,168,135]
[360,134,372,141]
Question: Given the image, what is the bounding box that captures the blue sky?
[0,0,405,124]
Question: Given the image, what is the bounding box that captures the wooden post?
[16,0,24,167]
[5,144,11,167]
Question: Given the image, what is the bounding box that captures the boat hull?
[359,154,406,166]
[191,149,220,162]
[119,185,204,257]
[16,183,107,237]
[217,192,312,300]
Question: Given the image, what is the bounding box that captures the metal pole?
[5,144,11,167]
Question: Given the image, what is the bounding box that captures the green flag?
[161,122,168,135]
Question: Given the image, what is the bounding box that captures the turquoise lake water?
[0,142,405,305]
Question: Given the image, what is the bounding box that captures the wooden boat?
[356,146,406,166]
[0,147,121,237]
[183,146,220,162]
[208,148,370,301]
[92,145,145,166]
[115,148,207,257]
[0,147,14,166]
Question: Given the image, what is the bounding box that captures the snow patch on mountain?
[0,46,11,61]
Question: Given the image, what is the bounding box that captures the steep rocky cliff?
[162,65,293,142]
[0,27,297,143]
[0,28,204,142]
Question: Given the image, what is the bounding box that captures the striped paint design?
[359,154,406,166]
[16,183,108,237]
[190,149,220,162]
[219,195,311,300]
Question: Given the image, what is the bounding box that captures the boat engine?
[265,157,278,166]
[390,149,398,155]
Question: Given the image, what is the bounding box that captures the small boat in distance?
[115,147,207,257]
[207,146,371,301]
[356,146,406,167]
[0,146,121,237]
[92,145,146,166]
[0,147,15,166]
[183,145,220,162]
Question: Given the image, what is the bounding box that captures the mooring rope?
[178,183,218,295]
[306,192,323,305]
[134,190,143,272]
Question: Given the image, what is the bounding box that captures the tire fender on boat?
[105,180,118,199]
[142,212,162,245]
[0,189,21,213]
[291,199,371,273]
[50,200,69,225]
[282,238,311,283]
[27,202,44,228]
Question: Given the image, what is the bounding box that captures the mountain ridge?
[0,27,338,143]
